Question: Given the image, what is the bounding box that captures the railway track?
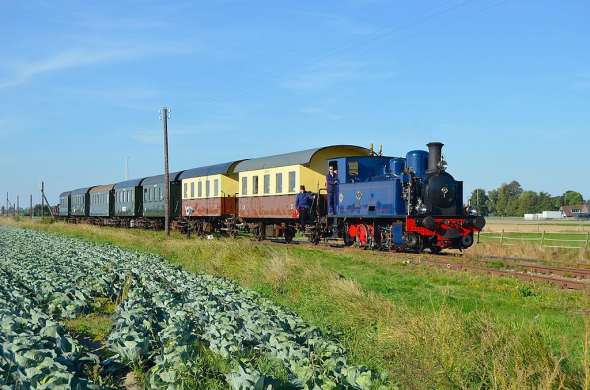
[280,238,590,290]
[419,257,589,290]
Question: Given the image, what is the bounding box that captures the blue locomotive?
[318,142,485,252]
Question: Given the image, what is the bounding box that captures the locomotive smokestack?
[426,142,444,173]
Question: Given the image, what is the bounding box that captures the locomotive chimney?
[426,142,444,173]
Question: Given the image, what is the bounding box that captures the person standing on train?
[295,185,312,231]
[326,165,339,215]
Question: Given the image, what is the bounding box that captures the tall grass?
[466,241,590,266]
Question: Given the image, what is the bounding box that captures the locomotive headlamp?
[416,200,428,215]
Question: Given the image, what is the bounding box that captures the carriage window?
[198,181,202,198]
[190,182,195,198]
[144,188,148,201]
[183,183,188,199]
[275,173,283,193]
[159,187,163,200]
[253,176,259,195]
[288,171,296,193]
[348,160,359,177]
[214,179,219,196]
[241,177,247,195]
[206,180,210,197]
[263,174,270,194]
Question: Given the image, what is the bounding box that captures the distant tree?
[563,190,584,206]
[33,204,52,216]
[486,189,498,216]
[537,192,556,211]
[495,181,523,216]
[0,206,5,215]
[516,191,540,215]
[468,188,489,216]
[550,196,563,209]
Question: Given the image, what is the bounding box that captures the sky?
[0,0,588,204]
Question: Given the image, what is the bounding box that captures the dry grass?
[466,241,590,266]
[585,317,590,390]
[263,251,292,285]
[484,222,590,233]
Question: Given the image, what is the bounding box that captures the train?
[58,142,485,253]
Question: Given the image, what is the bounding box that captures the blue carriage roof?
[233,145,369,172]
[177,161,246,180]
[70,187,93,195]
[113,178,145,189]
[142,171,183,186]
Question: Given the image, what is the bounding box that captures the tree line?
[1,204,53,216]
[468,181,586,217]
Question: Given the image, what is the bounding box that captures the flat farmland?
[1,218,589,389]
[484,217,590,233]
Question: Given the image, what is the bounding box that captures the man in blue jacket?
[295,185,312,231]
[326,165,339,215]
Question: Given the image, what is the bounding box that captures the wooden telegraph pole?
[30,194,33,218]
[161,107,171,236]
[41,182,45,218]
[16,196,19,217]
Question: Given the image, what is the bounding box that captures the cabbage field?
[0,226,385,389]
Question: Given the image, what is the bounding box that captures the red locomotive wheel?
[347,224,357,240]
[356,224,368,247]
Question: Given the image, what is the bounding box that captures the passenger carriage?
[233,145,370,239]
[113,178,145,225]
[88,184,115,225]
[58,191,71,217]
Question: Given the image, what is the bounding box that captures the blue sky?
[0,0,588,204]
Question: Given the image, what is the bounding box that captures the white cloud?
[0,43,189,89]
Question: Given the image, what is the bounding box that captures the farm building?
[560,204,590,219]
[524,210,564,220]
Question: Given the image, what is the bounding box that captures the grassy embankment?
[2,217,590,389]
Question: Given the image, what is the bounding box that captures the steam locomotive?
[312,142,485,252]
[58,142,485,253]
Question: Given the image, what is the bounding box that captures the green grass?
[486,216,590,226]
[2,218,590,389]
[480,231,590,249]
[63,298,116,342]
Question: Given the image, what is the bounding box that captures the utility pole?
[5,192,8,216]
[161,107,171,236]
[125,156,129,180]
[41,181,45,218]
[16,196,19,217]
[30,194,33,218]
